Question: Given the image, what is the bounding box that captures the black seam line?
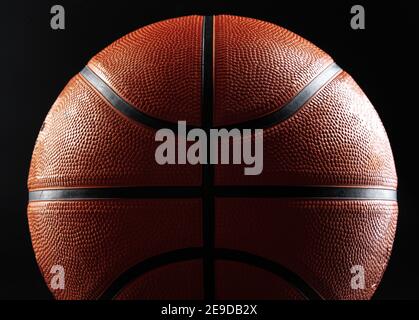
[98,248,202,300]
[28,186,397,201]
[201,15,215,301]
[28,187,201,201]
[80,62,342,132]
[214,186,397,200]
[79,66,197,132]
[222,63,342,130]
[98,248,323,300]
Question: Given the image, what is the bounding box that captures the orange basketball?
[27,15,397,300]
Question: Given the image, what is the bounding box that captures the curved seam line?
[222,63,343,130]
[79,63,342,131]
[79,66,198,131]
[97,248,322,300]
[77,74,164,131]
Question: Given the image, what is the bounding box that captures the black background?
[0,0,418,299]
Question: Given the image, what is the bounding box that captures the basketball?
[27,15,398,300]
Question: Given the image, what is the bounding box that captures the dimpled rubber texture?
[114,260,203,300]
[214,15,333,126]
[216,261,305,299]
[215,199,398,300]
[28,15,398,300]
[88,15,202,126]
[28,199,202,300]
[28,75,201,189]
[215,71,397,187]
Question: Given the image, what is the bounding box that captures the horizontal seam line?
[28,186,397,201]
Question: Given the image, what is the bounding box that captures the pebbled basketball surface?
[27,15,397,300]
